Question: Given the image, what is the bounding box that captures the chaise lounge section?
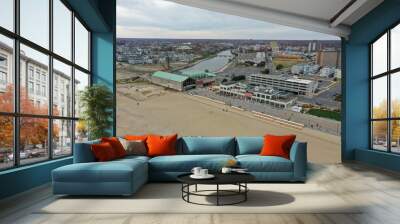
[52,136,307,196]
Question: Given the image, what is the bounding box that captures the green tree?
[276,64,284,70]
[79,84,114,140]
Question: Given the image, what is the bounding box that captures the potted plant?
[79,84,113,140]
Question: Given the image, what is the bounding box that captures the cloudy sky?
[117,0,339,40]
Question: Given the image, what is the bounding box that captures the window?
[0,34,13,113]
[75,18,90,70]
[20,0,49,49]
[0,116,14,170]
[21,44,49,116]
[371,23,400,153]
[53,59,72,117]
[0,55,7,67]
[0,0,91,169]
[42,85,46,97]
[28,67,34,80]
[19,117,49,165]
[53,0,72,60]
[0,71,6,84]
[0,0,14,31]
[53,119,72,158]
[35,70,41,80]
[28,81,34,94]
[74,69,89,118]
[36,84,40,95]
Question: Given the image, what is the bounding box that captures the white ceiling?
[167,0,384,38]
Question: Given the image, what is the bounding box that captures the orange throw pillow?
[260,134,296,159]
[146,134,178,157]
[91,142,117,162]
[101,137,127,158]
[124,135,148,141]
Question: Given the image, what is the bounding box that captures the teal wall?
[0,0,116,200]
[343,0,400,171]
[0,158,72,199]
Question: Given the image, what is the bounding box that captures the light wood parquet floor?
[1,162,400,224]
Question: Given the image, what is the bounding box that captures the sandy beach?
[117,84,341,164]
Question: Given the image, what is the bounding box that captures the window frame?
[0,0,92,171]
[370,21,400,154]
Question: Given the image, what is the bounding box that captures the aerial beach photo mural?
[115,0,342,164]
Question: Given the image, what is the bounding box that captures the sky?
[117,0,339,40]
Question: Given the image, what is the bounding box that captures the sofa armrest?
[289,141,307,181]
[73,140,100,163]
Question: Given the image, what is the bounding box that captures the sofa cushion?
[120,138,147,156]
[236,155,293,172]
[147,134,178,157]
[260,134,296,159]
[236,137,264,155]
[91,142,118,161]
[73,139,100,163]
[53,159,147,183]
[178,137,236,155]
[101,137,127,158]
[149,154,235,172]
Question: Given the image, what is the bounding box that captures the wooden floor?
[1,162,400,224]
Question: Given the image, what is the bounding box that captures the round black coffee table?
[177,173,255,206]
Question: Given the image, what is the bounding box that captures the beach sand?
[117,85,340,164]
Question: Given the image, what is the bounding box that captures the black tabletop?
[177,172,255,185]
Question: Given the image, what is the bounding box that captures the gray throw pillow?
[119,138,147,156]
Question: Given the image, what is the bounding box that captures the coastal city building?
[291,63,320,75]
[316,48,341,68]
[219,81,296,108]
[248,74,318,96]
[151,71,195,91]
[180,70,216,79]
[320,67,335,77]
[237,52,266,64]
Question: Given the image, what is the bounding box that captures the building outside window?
[0,0,91,170]
[371,23,400,153]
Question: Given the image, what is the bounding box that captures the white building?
[291,64,320,75]
[335,69,342,79]
[320,67,335,77]
[248,74,318,96]
[219,82,296,108]
[237,52,265,64]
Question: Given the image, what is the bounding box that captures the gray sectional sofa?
[52,136,307,196]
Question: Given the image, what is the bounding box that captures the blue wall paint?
[0,0,116,200]
[0,158,72,199]
[343,0,400,171]
[355,149,400,172]
[92,32,116,136]
[66,0,110,32]
[91,0,116,135]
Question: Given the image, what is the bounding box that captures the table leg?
[195,184,198,192]
[217,184,219,206]
[187,184,190,202]
[245,183,247,201]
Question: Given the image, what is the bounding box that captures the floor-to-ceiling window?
[0,0,91,170]
[371,22,400,153]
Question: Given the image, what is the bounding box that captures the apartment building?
[248,74,318,96]
[219,82,296,108]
